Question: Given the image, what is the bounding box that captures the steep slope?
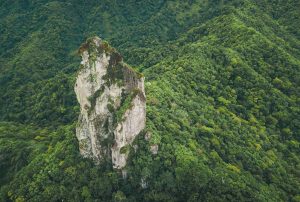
[0,1,84,126]
[0,0,299,201]
[75,37,146,168]
[140,15,300,200]
[0,122,50,187]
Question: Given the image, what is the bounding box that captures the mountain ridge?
[0,0,299,201]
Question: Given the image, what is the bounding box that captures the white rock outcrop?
[75,37,146,169]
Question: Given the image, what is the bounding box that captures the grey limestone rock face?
[74,37,146,169]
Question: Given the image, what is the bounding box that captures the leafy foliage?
[0,0,299,201]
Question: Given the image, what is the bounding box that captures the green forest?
[0,0,299,201]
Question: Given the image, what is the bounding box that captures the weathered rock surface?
[75,37,146,169]
[150,144,159,155]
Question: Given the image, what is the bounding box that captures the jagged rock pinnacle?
[74,37,146,169]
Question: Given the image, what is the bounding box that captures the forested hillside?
[0,0,299,201]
